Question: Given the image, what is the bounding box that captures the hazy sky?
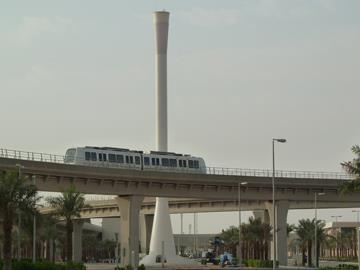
[1,1,360,233]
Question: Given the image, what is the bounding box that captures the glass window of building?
[99,153,103,162]
[156,158,160,166]
[85,152,91,161]
[130,156,134,164]
[178,160,183,167]
[126,156,129,164]
[103,154,107,162]
[91,152,97,161]
[151,158,156,166]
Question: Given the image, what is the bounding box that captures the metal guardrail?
[0,148,350,180]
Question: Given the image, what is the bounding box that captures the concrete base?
[140,254,195,266]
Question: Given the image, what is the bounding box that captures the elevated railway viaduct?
[0,155,357,266]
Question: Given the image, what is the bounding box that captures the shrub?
[137,264,145,270]
[125,265,133,270]
[242,259,277,268]
[65,262,86,270]
[0,260,85,270]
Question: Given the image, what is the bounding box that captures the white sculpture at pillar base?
[139,198,194,266]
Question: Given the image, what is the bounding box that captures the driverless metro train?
[64,146,206,173]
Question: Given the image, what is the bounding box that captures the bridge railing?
[206,167,350,179]
[0,148,350,180]
[0,148,64,163]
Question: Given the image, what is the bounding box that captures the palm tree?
[220,217,272,260]
[296,219,314,266]
[0,171,38,270]
[46,185,88,262]
[296,218,327,267]
[220,226,239,256]
[341,145,360,193]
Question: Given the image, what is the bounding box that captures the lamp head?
[241,182,248,185]
[318,192,326,196]
[274,138,287,143]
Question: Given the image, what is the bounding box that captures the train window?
[109,154,116,163]
[188,160,194,168]
[144,157,150,166]
[194,160,199,169]
[126,156,129,164]
[161,158,169,167]
[116,155,124,163]
[85,152,91,161]
[156,158,160,166]
[170,159,177,167]
[130,156,134,164]
[91,152,97,161]
[99,153,103,162]
[135,156,140,165]
[151,158,156,166]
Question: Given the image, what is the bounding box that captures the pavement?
[85,261,360,270]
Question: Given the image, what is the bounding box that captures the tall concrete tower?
[140,11,191,266]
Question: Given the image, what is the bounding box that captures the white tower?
[140,11,192,266]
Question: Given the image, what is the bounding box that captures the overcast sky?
[1,1,360,233]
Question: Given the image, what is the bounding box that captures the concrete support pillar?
[116,195,144,268]
[140,214,154,254]
[265,201,289,266]
[253,210,270,224]
[72,220,84,262]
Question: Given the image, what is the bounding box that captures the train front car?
[64,148,77,164]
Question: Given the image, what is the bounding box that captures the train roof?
[83,146,193,157]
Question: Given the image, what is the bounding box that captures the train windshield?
[64,148,76,163]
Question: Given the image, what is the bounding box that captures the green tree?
[220,225,239,256]
[341,145,360,193]
[220,217,272,260]
[296,219,314,266]
[46,185,88,262]
[296,218,326,267]
[0,171,38,270]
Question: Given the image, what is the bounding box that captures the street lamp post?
[331,215,342,259]
[15,164,24,261]
[32,175,36,263]
[238,181,248,267]
[314,192,325,267]
[272,138,286,270]
[351,210,360,270]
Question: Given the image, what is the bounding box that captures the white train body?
[64,146,206,173]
